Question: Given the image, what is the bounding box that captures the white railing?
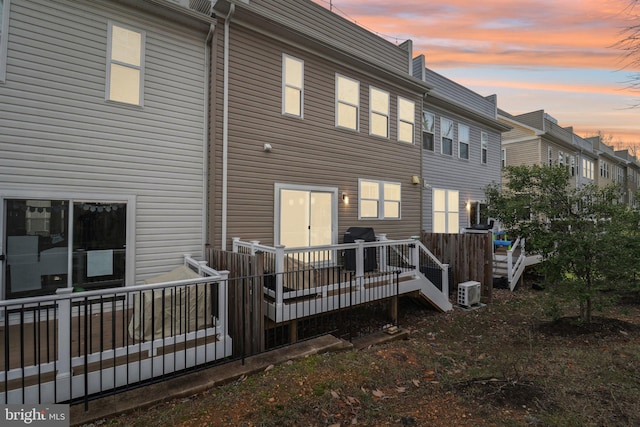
[0,255,232,404]
[507,237,527,290]
[232,235,451,313]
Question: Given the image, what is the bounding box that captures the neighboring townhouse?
[0,0,215,299]
[498,109,597,188]
[586,135,625,189]
[413,56,510,232]
[615,149,640,208]
[209,0,431,250]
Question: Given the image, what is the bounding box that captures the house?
[412,56,510,232]
[0,0,215,300]
[615,149,640,208]
[498,109,598,189]
[208,0,432,251]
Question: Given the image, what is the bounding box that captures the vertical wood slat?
[206,248,265,356]
[420,232,493,302]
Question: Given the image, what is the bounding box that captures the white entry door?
[276,185,337,262]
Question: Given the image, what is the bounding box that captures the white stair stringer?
[399,273,453,312]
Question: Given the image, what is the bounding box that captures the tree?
[618,1,640,104]
[486,165,640,324]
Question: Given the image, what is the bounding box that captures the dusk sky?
[313,0,640,151]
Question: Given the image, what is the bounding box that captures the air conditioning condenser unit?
[458,281,481,307]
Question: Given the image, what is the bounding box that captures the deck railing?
[0,256,232,405]
[506,237,526,290]
[232,235,450,317]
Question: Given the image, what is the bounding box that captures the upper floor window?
[0,0,9,82]
[441,117,454,156]
[481,132,488,164]
[359,179,401,220]
[547,146,553,167]
[501,149,506,168]
[369,87,389,138]
[558,151,564,167]
[422,111,435,151]
[397,97,415,143]
[570,155,576,176]
[582,158,594,180]
[282,54,304,117]
[458,124,470,160]
[107,22,144,106]
[336,74,359,131]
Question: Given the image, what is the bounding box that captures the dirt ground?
[98,281,640,427]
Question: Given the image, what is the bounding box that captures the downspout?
[203,23,215,256]
[221,3,235,250]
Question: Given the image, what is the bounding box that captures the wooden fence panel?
[420,232,493,303]
[206,248,265,355]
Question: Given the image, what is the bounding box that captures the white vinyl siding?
[336,74,359,131]
[0,0,208,284]
[106,21,144,106]
[282,54,303,117]
[0,0,9,82]
[369,86,389,138]
[397,96,415,143]
[433,188,459,233]
[359,179,401,220]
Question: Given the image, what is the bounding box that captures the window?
[441,118,453,155]
[369,87,389,138]
[547,147,553,167]
[397,97,415,143]
[336,74,359,130]
[433,189,459,233]
[570,155,576,176]
[359,179,401,220]
[501,149,506,168]
[422,111,435,151]
[600,161,610,179]
[282,54,304,117]
[481,132,488,164]
[0,0,9,82]
[582,158,594,180]
[4,199,128,299]
[106,22,144,105]
[458,124,469,159]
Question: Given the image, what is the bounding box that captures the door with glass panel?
[2,199,127,299]
[279,189,334,264]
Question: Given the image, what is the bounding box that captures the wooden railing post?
[218,271,231,340]
[507,247,514,285]
[55,287,73,402]
[232,237,240,253]
[275,245,285,317]
[355,239,365,279]
[410,236,421,276]
[441,263,450,297]
[377,234,388,271]
[249,240,260,256]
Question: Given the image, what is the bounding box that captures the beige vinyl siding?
[0,0,209,282]
[210,23,422,248]
[504,139,542,167]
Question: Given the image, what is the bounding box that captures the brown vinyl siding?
[209,22,422,248]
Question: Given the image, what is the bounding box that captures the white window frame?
[481,132,488,164]
[358,179,401,220]
[422,111,435,151]
[106,21,145,106]
[433,188,459,234]
[570,155,576,176]
[501,148,506,168]
[582,158,594,180]
[547,146,553,166]
[282,54,304,118]
[335,74,359,131]
[369,86,389,138]
[558,151,564,167]
[458,124,470,160]
[0,190,136,300]
[397,96,415,144]
[0,0,10,82]
[441,117,454,156]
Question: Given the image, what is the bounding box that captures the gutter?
[221,4,236,250]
